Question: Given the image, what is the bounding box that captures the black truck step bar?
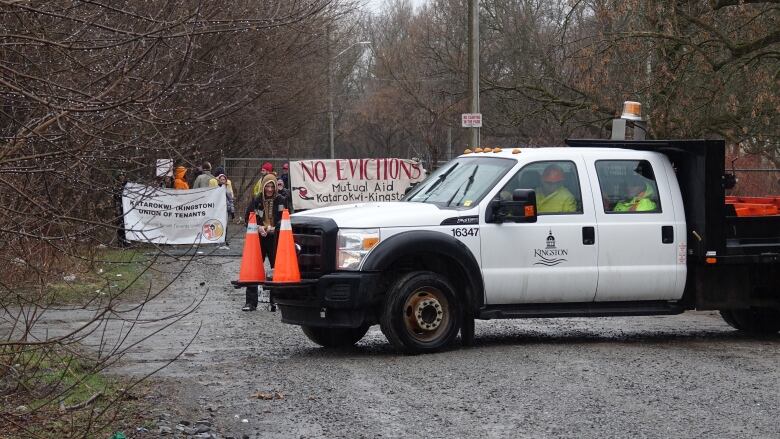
[478,300,684,320]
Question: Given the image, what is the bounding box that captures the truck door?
[480,159,599,304]
[589,157,681,301]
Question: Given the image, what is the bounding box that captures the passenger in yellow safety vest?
[535,164,577,213]
[614,175,657,212]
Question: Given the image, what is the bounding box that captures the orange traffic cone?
[235,212,265,285]
[272,209,301,283]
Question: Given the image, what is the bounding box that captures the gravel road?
[32,243,780,439]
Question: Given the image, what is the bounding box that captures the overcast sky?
[364,0,429,13]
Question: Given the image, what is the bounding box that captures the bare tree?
[345,0,777,161]
[0,1,353,436]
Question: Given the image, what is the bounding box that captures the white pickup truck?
[268,138,780,353]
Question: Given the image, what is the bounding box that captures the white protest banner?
[289,158,427,210]
[122,183,227,244]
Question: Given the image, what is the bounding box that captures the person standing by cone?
[242,173,286,311]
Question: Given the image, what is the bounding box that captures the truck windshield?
[404,157,515,208]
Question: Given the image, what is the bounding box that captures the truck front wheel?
[301,325,370,348]
[720,308,780,334]
[380,271,461,353]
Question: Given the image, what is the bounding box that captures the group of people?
[169,160,293,311]
[253,161,292,208]
[155,161,237,248]
[154,161,293,255]
[167,161,232,191]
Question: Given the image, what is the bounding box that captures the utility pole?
[327,27,335,159]
[447,126,452,161]
[468,0,480,148]
[328,38,370,160]
[328,69,335,159]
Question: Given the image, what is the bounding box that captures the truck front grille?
[293,225,326,278]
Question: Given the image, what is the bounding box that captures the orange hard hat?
[542,165,565,183]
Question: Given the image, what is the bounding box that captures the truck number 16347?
[451,228,479,237]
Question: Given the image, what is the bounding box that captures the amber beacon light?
[621,101,643,120]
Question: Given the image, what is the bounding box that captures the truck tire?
[301,325,370,348]
[380,271,461,354]
[720,308,780,334]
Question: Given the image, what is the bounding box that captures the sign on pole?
[461,113,482,128]
[156,158,173,177]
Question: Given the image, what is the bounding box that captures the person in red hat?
[253,162,274,197]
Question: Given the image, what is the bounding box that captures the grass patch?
[14,352,114,409]
[46,249,152,305]
[1,348,150,439]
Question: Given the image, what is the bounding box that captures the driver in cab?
[535,164,576,213]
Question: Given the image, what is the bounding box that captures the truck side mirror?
[486,189,537,223]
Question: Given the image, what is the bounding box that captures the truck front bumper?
[267,272,380,328]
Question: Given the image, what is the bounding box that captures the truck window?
[498,161,583,215]
[404,157,515,208]
[595,160,662,213]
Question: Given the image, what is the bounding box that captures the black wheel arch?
[361,230,484,314]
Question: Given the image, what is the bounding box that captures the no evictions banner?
[289,158,427,210]
[122,183,227,244]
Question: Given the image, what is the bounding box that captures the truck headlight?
[337,228,380,270]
